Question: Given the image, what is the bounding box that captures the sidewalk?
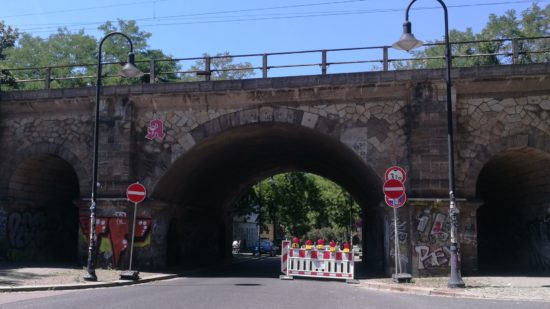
[2,263,550,303]
[0,255,257,292]
[359,276,550,302]
[0,266,179,292]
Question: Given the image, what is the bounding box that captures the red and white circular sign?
[385,193,407,208]
[126,182,146,204]
[383,179,405,199]
[385,166,407,183]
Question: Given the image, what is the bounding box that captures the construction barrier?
[280,241,354,281]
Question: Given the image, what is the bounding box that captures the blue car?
[252,239,277,256]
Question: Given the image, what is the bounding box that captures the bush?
[304,227,348,243]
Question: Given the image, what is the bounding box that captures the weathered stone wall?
[0,64,548,274]
[133,99,409,191]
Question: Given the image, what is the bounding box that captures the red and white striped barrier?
[280,241,354,281]
[281,240,290,274]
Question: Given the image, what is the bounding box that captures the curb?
[0,255,258,293]
[0,274,180,293]
[359,280,550,302]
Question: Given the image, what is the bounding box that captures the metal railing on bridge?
[0,36,548,91]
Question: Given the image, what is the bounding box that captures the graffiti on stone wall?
[390,216,408,244]
[79,215,152,268]
[387,214,410,271]
[527,210,550,270]
[0,210,7,239]
[415,245,451,270]
[462,216,477,245]
[0,210,8,254]
[7,210,47,249]
[0,210,49,260]
[145,119,166,142]
[414,209,454,272]
[340,127,368,160]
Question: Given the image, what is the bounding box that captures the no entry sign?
[127,182,146,204]
[383,179,405,199]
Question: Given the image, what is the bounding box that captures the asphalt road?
[0,257,547,309]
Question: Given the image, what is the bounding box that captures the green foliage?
[233,186,259,218]
[395,3,550,69]
[4,29,97,89]
[2,19,181,89]
[96,19,182,86]
[0,20,18,60]
[314,176,360,230]
[0,20,20,88]
[184,52,255,81]
[98,20,154,85]
[305,227,348,244]
[2,18,254,90]
[233,172,360,240]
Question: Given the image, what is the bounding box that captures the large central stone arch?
[150,107,387,272]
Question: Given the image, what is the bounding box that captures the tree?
[187,52,255,81]
[233,186,260,219]
[97,19,180,85]
[2,18,253,90]
[233,172,360,240]
[314,176,360,232]
[4,29,97,89]
[395,3,549,69]
[2,19,180,89]
[0,20,20,88]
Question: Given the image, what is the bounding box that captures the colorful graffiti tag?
[387,215,410,271]
[527,216,550,270]
[413,208,458,273]
[415,245,451,270]
[0,210,51,261]
[7,210,48,249]
[0,210,7,241]
[79,214,152,268]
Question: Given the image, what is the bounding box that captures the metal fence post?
[512,38,519,64]
[321,50,327,75]
[44,67,51,89]
[262,54,268,78]
[205,56,211,81]
[149,60,156,84]
[383,47,389,71]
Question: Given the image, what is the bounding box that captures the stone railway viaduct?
[0,63,549,277]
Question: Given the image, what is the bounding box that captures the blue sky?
[1,0,547,75]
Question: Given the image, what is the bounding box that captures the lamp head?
[392,21,423,51]
[120,52,144,78]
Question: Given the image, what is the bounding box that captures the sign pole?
[393,207,401,275]
[128,202,138,271]
[384,166,411,283]
[120,182,146,281]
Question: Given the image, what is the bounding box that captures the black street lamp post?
[392,0,465,288]
[83,32,143,281]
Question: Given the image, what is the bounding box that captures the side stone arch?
[460,132,550,197]
[0,142,88,198]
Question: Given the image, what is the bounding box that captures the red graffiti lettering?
[108,217,129,266]
[79,216,152,267]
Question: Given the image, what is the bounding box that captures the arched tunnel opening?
[476,147,550,275]
[4,154,80,263]
[231,172,363,256]
[154,123,385,276]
